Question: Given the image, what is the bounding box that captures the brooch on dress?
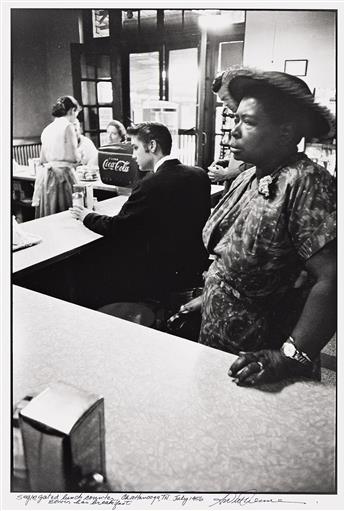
[258,175,273,198]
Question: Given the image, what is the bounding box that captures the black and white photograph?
[1,1,343,510]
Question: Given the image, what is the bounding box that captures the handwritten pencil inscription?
[15,492,308,509]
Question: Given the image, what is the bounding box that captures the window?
[214,40,244,159]
[169,48,198,129]
[129,52,160,123]
[168,48,199,165]
[80,53,113,146]
[218,41,243,71]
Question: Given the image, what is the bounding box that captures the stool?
[98,302,157,327]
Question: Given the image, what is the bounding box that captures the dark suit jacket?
[83,159,211,299]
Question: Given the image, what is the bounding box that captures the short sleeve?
[287,168,336,261]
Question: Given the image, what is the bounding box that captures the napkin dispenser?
[98,143,139,187]
[19,382,106,492]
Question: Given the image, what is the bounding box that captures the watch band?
[288,336,312,363]
[282,336,313,366]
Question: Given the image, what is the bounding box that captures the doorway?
[128,45,199,165]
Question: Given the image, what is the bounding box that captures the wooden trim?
[157,9,164,34]
[121,49,131,125]
[80,78,112,83]
[196,29,207,167]
[71,44,82,106]
[82,9,94,44]
[159,47,164,100]
[109,10,124,122]
[196,32,218,167]
[204,38,218,167]
[13,138,41,145]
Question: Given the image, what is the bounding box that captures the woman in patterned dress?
[181,68,336,385]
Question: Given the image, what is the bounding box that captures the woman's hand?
[179,294,203,314]
[228,349,310,386]
[69,205,92,222]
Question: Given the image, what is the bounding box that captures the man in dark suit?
[70,122,210,306]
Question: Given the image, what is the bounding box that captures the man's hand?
[69,205,92,222]
[208,156,245,183]
[228,349,311,386]
[208,164,230,182]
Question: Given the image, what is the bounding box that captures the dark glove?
[166,308,201,341]
[228,349,312,386]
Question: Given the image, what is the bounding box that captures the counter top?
[13,285,336,492]
[12,196,128,275]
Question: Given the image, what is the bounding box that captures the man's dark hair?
[211,72,224,94]
[127,122,172,155]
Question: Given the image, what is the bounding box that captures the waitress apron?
[32,161,78,218]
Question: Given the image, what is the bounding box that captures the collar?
[153,154,177,173]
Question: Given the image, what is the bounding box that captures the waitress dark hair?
[52,95,80,118]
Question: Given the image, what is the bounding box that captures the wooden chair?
[13,138,41,166]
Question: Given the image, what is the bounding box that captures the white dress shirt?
[153,154,177,173]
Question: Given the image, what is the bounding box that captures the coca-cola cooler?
[98,143,139,187]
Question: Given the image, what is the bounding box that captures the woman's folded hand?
[228,349,311,386]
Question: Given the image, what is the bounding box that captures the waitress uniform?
[32,117,80,217]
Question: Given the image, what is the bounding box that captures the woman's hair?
[52,96,80,118]
[107,120,127,142]
[242,84,312,142]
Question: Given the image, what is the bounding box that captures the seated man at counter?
[69,122,211,307]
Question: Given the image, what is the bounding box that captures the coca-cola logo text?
[102,158,130,173]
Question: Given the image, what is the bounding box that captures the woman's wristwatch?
[280,336,312,366]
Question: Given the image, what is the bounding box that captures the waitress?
[32,96,81,217]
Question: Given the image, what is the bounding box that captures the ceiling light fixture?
[198,13,233,32]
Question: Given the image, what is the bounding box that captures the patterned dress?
[199,153,336,354]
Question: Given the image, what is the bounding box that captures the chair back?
[13,138,41,166]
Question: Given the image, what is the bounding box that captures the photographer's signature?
[210,493,307,507]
